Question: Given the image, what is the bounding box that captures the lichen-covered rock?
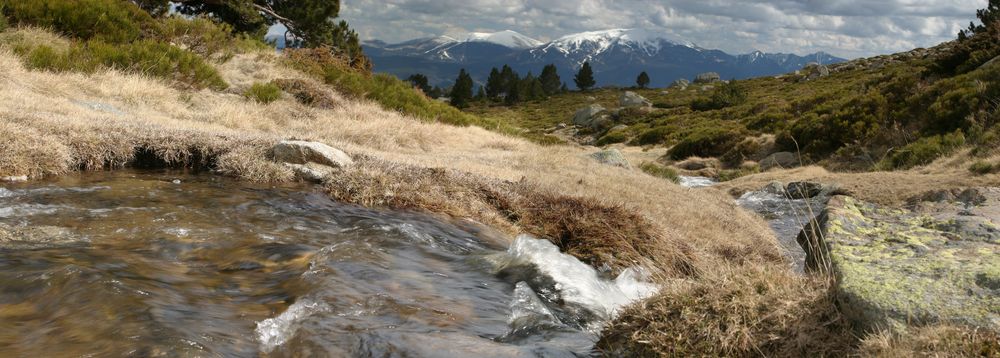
[590,149,631,169]
[798,194,1000,333]
[670,79,690,90]
[272,140,353,168]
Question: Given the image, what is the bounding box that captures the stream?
[0,171,656,357]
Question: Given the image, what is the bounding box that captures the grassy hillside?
[469,27,1000,174]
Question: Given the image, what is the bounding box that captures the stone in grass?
[798,195,999,334]
[590,149,631,169]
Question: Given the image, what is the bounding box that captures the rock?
[619,91,652,108]
[608,124,628,133]
[555,123,568,130]
[693,72,721,84]
[572,104,606,128]
[785,182,824,199]
[284,163,335,183]
[700,85,715,91]
[675,157,720,171]
[586,96,597,101]
[797,195,1000,333]
[803,63,830,81]
[0,224,86,250]
[762,181,787,196]
[660,91,670,95]
[272,140,353,168]
[670,79,690,90]
[590,149,631,169]
[760,152,799,170]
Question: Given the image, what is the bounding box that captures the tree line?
[408,61,654,109]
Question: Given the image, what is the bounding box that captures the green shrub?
[635,126,673,145]
[0,13,7,32]
[969,161,997,175]
[20,40,227,90]
[880,131,966,170]
[691,81,747,111]
[1,0,157,43]
[244,82,282,104]
[668,126,746,160]
[718,165,760,182]
[639,162,679,183]
[596,129,629,146]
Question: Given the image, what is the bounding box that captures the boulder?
[272,140,353,168]
[572,104,606,128]
[760,152,799,170]
[619,91,652,108]
[284,163,335,183]
[797,194,1000,333]
[694,72,721,84]
[670,79,690,90]
[803,63,830,81]
[590,149,631,169]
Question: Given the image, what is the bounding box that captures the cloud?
[339,0,986,58]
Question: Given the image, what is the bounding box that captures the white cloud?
[340,0,987,58]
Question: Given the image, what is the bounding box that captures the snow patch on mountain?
[542,29,691,57]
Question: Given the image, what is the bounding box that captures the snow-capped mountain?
[362,29,847,87]
[464,30,542,49]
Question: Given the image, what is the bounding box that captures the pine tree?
[406,74,432,94]
[636,71,651,89]
[485,67,503,100]
[539,64,562,95]
[574,61,596,91]
[499,65,517,99]
[977,0,1000,30]
[449,69,474,109]
[475,86,485,100]
[560,82,569,93]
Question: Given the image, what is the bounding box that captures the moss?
[595,129,629,146]
[639,162,679,183]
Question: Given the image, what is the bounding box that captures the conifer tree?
[560,82,569,93]
[499,65,517,98]
[485,67,503,100]
[450,69,474,109]
[636,71,651,89]
[406,74,432,94]
[539,64,562,95]
[574,61,596,91]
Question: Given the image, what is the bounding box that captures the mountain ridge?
[362,29,847,87]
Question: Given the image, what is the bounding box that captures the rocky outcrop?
[670,79,690,90]
[802,63,830,81]
[590,149,631,169]
[798,192,1000,333]
[619,91,652,108]
[572,104,611,130]
[271,140,353,182]
[693,72,721,84]
[760,152,799,170]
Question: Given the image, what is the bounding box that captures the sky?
[330,0,987,58]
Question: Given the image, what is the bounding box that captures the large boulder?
[693,72,721,84]
[760,152,798,170]
[670,79,690,90]
[619,91,652,108]
[803,63,830,81]
[572,104,607,128]
[798,194,1000,333]
[590,149,631,169]
[272,140,353,182]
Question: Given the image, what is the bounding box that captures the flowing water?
[0,170,655,357]
[736,189,828,273]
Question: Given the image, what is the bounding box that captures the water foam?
[504,235,659,320]
[255,299,330,353]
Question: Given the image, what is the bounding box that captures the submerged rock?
[590,149,631,169]
[798,194,999,333]
[0,223,86,250]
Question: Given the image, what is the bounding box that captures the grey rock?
[694,72,721,84]
[272,140,353,169]
[572,104,606,128]
[760,152,799,170]
[284,163,336,183]
[670,79,690,90]
[619,91,652,108]
[590,149,631,169]
[786,182,824,199]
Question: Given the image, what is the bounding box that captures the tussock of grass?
[598,267,854,357]
[859,325,1000,357]
[244,82,282,104]
[639,162,679,183]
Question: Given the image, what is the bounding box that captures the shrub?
[635,126,674,146]
[668,126,746,160]
[19,39,227,90]
[969,161,997,175]
[639,162,679,183]
[0,0,157,43]
[691,81,748,111]
[880,131,966,170]
[0,13,7,32]
[596,129,629,146]
[244,82,282,104]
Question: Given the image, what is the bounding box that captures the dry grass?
[859,325,1000,357]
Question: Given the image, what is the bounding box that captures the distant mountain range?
[359,29,847,88]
